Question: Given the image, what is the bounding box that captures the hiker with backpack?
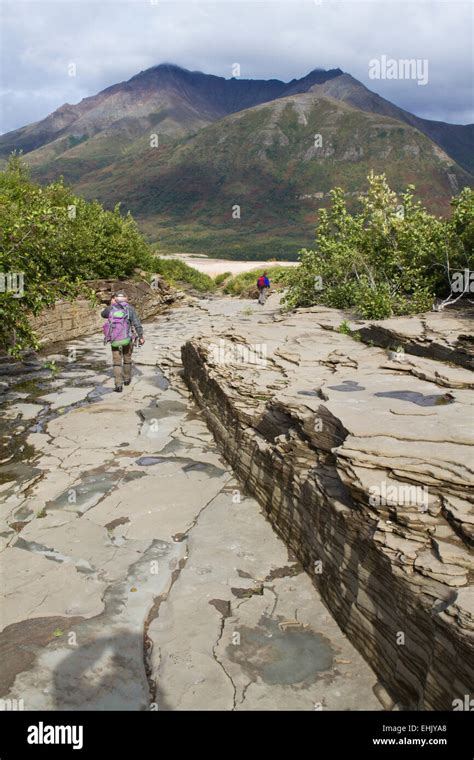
[257,271,270,304]
[101,292,145,392]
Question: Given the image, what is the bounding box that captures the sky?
[0,0,473,135]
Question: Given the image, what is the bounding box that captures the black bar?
[0,710,471,758]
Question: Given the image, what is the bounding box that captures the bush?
[152,257,215,292]
[284,173,473,319]
[0,154,156,353]
[214,271,232,286]
[224,266,294,295]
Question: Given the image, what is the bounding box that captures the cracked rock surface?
[182,297,474,710]
[0,296,381,711]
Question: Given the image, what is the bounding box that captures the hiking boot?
[124,380,131,386]
[115,385,123,393]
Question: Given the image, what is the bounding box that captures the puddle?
[0,459,41,488]
[181,461,226,478]
[0,430,41,497]
[227,615,333,685]
[156,369,170,391]
[136,456,168,467]
[3,378,55,402]
[159,439,187,455]
[375,390,456,407]
[139,400,188,422]
[122,471,146,483]
[14,537,94,573]
[47,471,120,514]
[10,504,35,522]
[328,380,365,392]
[84,385,115,401]
[135,455,227,479]
[15,537,70,564]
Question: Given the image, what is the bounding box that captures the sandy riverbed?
[161,254,299,277]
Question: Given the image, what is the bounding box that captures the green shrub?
[224,266,294,295]
[0,154,156,353]
[284,173,473,319]
[214,271,232,286]
[337,320,352,335]
[152,257,215,292]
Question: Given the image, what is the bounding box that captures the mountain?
[1,64,472,259]
[73,89,472,259]
[311,73,474,175]
[0,64,343,178]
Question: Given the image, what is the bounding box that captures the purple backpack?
[102,303,132,346]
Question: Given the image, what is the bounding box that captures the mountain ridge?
[0,64,344,156]
[70,87,472,258]
[1,63,471,174]
[1,63,472,259]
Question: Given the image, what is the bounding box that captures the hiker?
[101,292,145,392]
[257,271,270,304]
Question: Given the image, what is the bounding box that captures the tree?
[0,154,156,354]
[284,173,472,319]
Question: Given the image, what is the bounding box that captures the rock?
[432,538,474,570]
[2,403,44,420]
[182,304,474,709]
[0,299,383,712]
[39,387,94,410]
[28,276,176,348]
[352,310,474,370]
[414,550,468,586]
[373,682,396,710]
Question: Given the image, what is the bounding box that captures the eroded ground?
[0,297,383,711]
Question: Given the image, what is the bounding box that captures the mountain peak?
[2,63,472,180]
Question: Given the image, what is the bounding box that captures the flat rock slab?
[181,301,474,709]
[1,298,406,711]
[39,387,94,410]
[2,403,44,420]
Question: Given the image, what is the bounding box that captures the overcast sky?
[0,0,472,134]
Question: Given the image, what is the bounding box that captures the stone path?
[0,297,382,711]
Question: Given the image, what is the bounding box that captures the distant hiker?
[101,292,145,392]
[257,271,270,304]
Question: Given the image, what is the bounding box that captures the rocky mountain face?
[182,300,474,709]
[1,64,472,257]
[0,64,343,158]
[71,89,472,258]
[312,73,474,175]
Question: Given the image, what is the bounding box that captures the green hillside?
[29,92,473,260]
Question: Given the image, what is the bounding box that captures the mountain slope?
[72,91,472,259]
[2,64,471,177]
[313,74,474,174]
[2,63,472,259]
[0,64,343,173]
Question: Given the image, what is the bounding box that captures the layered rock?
[28,276,176,348]
[347,310,473,370]
[0,299,382,711]
[182,306,474,709]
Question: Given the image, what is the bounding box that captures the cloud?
[0,0,472,134]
